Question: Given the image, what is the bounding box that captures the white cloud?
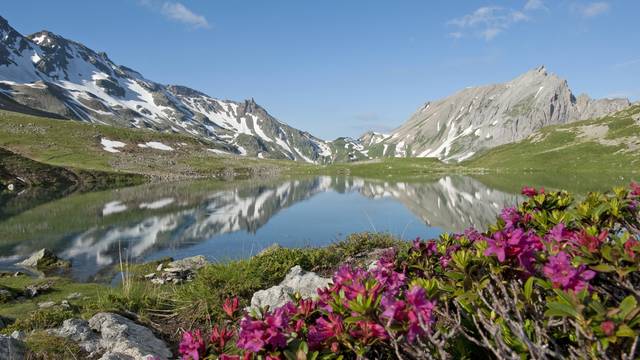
[574,2,610,18]
[612,58,640,69]
[447,6,529,41]
[524,0,547,11]
[140,0,210,29]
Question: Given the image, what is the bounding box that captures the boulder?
[89,313,171,360]
[37,301,56,309]
[167,255,208,271]
[0,288,13,303]
[51,318,101,355]
[144,255,208,285]
[52,314,172,360]
[0,335,27,360]
[249,266,331,311]
[25,280,53,298]
[16,249,71,270]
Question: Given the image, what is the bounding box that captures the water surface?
[0,174,633,281]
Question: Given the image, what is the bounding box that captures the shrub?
[176,183,640,359]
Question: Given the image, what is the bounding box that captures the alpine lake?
[0,172,636,282]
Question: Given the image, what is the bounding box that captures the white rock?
[249,266,331,311]
[88,313,172,360]
[38,301,56,308]
[52,314,171,360]
[167,255,208,271]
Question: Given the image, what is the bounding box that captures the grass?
[79,233,405,335]
[465,104,640,172]
[0,109,315,180]
[0,275,104,329]
[24,331,88,360]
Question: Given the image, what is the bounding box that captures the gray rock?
[67,292,82,300]
[0,288,13,302]
[0,335,27,360]
[50,318,101,355]
[38,301,56,308]
[250,265,331,311]
[16,248,70,270]
[25,281,53,298]
[88,312,171,360]
[167,255,208,271]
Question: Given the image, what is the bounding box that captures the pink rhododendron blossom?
[179,329,205,360]
[223,296,239,318]
[308,313,344,348]
[543,252,595,292]
[625,238,640,259]
[210,325,234,351]
[500,207,521,228]
[237,307,291,353]
[601,320,616,336]
[349,321,388,344]
[574,230,608,252]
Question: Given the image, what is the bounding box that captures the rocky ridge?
[0,16,332,163]
[353,66,631,162]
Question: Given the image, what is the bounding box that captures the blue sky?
[2,0,639,139]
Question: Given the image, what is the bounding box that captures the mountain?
[359,66,631,162]
[466,104,640,171]
[0,16,332,163]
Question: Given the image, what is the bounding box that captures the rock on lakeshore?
[250,265,331,311]
[51,312,171,360]
[15,249,71,270]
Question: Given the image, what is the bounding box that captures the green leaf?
[524,276,535,301]
[619,296,638,320]
[590,263,615,273]
[616,324,637,337]
[545,302,579,318]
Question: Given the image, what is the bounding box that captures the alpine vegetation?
[179,184,640,359]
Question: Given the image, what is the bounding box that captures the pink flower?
[521,186,538,197]
[219,355,240,360]
[500,207,521,228]
[237,307,290,353]
[543,252,595,292]
[624,238,640,259]
[574,230,607,252]
[381,286,436,343]
[210,325,234,351]
[631,182,640,197]
[308,314,344,348]
[223,297,239,318]
[349,321,388,344]
[601,320,616,336]
[179,330,205,360]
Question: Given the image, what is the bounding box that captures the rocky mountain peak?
[364,67,631,163]
[0,15,334,164]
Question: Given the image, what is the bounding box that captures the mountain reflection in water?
[0,176,520,280]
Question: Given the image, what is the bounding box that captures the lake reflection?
[0,176,520,280]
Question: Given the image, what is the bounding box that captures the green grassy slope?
[0,110,315,179]
[466,104,640,172]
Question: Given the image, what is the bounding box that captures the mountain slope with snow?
[358,66,631,162]
[0,16,332,163]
